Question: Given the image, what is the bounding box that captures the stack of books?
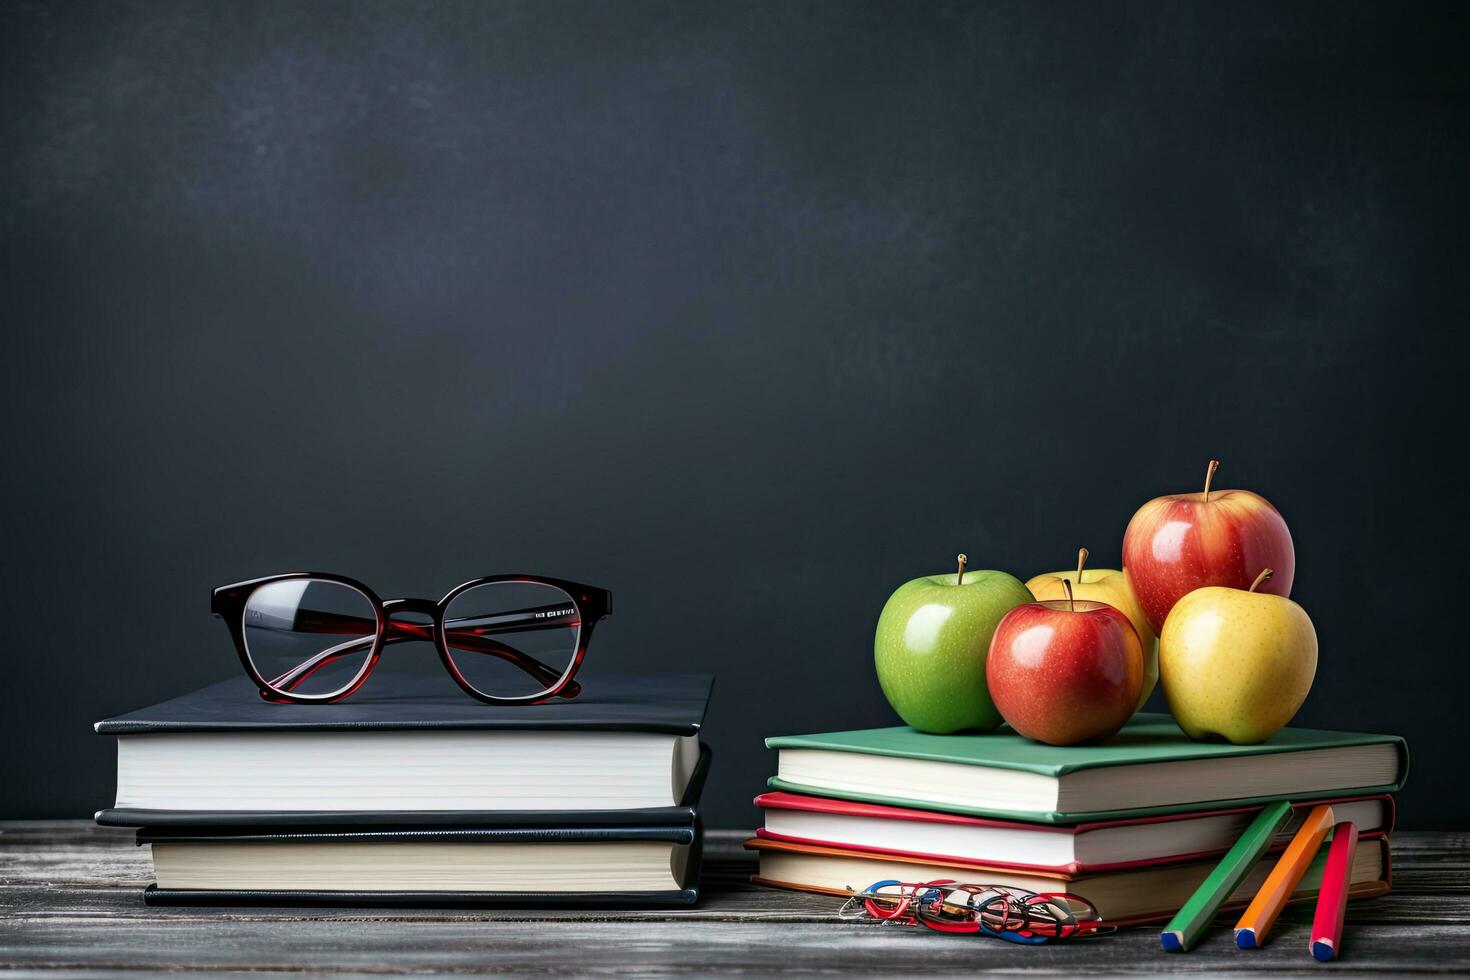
[748,715,1408,923]
[95,672,713,906]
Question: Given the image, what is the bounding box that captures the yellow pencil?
[1234,804,1335,948]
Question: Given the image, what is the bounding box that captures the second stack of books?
[748,715,1407,924]
[96,673,713,906]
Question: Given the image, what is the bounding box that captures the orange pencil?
[1234,804,1335,948]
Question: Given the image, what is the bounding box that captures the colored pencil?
[1309,821,1359,961]
[1234,803,1335,948]
[1160,799,1293,952]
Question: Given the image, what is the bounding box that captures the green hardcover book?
[766,714,1408,824]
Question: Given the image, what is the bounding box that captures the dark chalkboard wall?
[3,1,1466,828]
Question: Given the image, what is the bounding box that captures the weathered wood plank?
[0,886,842,924]
[5,884,1463,927]
[1,823,1465,975]
[3,917,1469,974]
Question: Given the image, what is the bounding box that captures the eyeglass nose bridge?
[381,597,440,643]
[382,597,438,618]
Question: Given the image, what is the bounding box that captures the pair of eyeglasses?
[838,880,1110,944]
[212,573,610,705]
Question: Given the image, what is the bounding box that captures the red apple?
[985,587,1144,745]
[1122,460,1294,633]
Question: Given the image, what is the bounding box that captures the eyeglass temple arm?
[266,611,582,697]
[293,604,580,639]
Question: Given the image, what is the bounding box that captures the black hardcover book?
[138,820,705,908]
[95,673,713,821]
[96,672,712,734]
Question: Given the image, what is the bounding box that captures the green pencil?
[1160,799,1294,952]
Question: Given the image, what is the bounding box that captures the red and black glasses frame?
[211,572,611,705]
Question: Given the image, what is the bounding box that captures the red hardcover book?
[755,791,1394,875]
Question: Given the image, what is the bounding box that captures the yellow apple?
[1026,549,1157,712]
[1159,569,1317,744]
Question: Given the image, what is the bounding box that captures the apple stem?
[1063,578,1075,612]
[1202,459,1221,503]
[1076,547,1089,585]
[1249,568,1274,592]
[956,553,968,586]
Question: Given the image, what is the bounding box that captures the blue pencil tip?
[1235,928,1258,949]
[1160,931,1184,952]
[1312,940,1336,962]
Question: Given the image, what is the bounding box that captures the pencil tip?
[1160,931,1184,952]
[1312,939,1336,962]
[1235,928,1258,949]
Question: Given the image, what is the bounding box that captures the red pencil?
[1310,821,1359,961]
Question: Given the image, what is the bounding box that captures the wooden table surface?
[1,822,1465,976]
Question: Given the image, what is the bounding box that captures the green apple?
[874,555,1034,733]
[1026,548,1158,712]
[1159,569,1317,744]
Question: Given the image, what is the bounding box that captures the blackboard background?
[3,1,1465,829]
